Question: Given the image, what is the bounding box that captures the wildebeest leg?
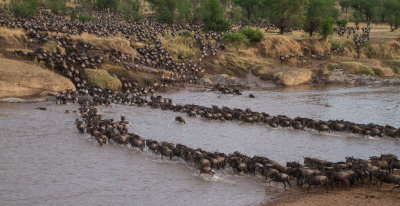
[391,185,399,192]
[283,182,286,189]
[377,181,383,191]
[287,179,291,188]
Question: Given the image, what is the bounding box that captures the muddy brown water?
[1,86,399,206]
[163,85,400,127]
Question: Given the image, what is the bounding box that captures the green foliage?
[96,0,120,10]
[232,0,263,21]
[371,66,384,77]
[118,0,142,21]
[147,0,177,23]
[336,19,348,27]
[339,0,352,13]
[268,0,308,34]
[45,0,67,15]
[229,8,243,23]
[328,39,353,50]
[176,0,194,22]
[200,0,230,32]
[222,27,264,47]
[12,0,41,17]
[304,0,338,37]
[384,0,400,31]
[350,0,382,22]
[319,17,334,40]
[180,30,193,38]
[222,32,250,47]
[78,14,95,22]
[239,27,264,42]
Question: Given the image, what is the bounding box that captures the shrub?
[201,0,231,32]
[180,30,193,38]
[319,17,334,40]
[12,0,41,17]
[78,14,95,22]
[239,27,264,43]
[337,62,375,76]
[393,66,400,74]
[46,0,66,15]
[336,19,348,27]
[371,66,384,77]
[96,0,119,10]
[328,39,352,51]
[222,32,250,47]
[85,69,122,90]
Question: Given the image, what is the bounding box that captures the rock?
[199,77,213,86]
[278,69,312,86]
[382,67,395,77]
[0,58,75,99]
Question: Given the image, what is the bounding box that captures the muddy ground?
[262,171,400,206]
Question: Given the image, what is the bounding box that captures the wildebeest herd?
[1,8,399,192]
[74,99,400,192]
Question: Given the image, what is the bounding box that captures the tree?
[232,0,263,21]
[118,0,142,20]
[96,0,120,10]
[268,0,308,34]
[200,0,230,31]
[319,17,334,40]
[384,0,400,31]
[339,0,352,14]
[147,0,177,23]
[45,0,67,14]
[176,0,195,22]
[350,0,382,22]
[11,0,41,17]
[304,0,338,37]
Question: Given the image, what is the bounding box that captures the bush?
[180,30,193,38]
[337,62,375,76]
[336,19,348,27]
[393,66,400,74]
[222,32,250,47]
[78,14,95,22]
[96,0,119,10]
[201,0,231,32]
[371,66,384,77]
[328,39,353,50]
[319,17,334,40]
[85,69,122,90]
[239,27,264,43]
[46,0,67,15]
[12,0,41,17]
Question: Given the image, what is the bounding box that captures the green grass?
[222,27,264,47]
[329,62,386,77]
[78,14,95,23]
[85,69,122,90]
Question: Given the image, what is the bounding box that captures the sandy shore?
[261,173,400,206]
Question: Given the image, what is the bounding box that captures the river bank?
[262,173,400,206]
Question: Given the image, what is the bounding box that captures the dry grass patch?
[160,32,199,62]
[0,27,27,50]
[102,64,159,86]
[71,33,137,57]
[42,40,65,54]
[85,69,122,90]
[258,36,302,58]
